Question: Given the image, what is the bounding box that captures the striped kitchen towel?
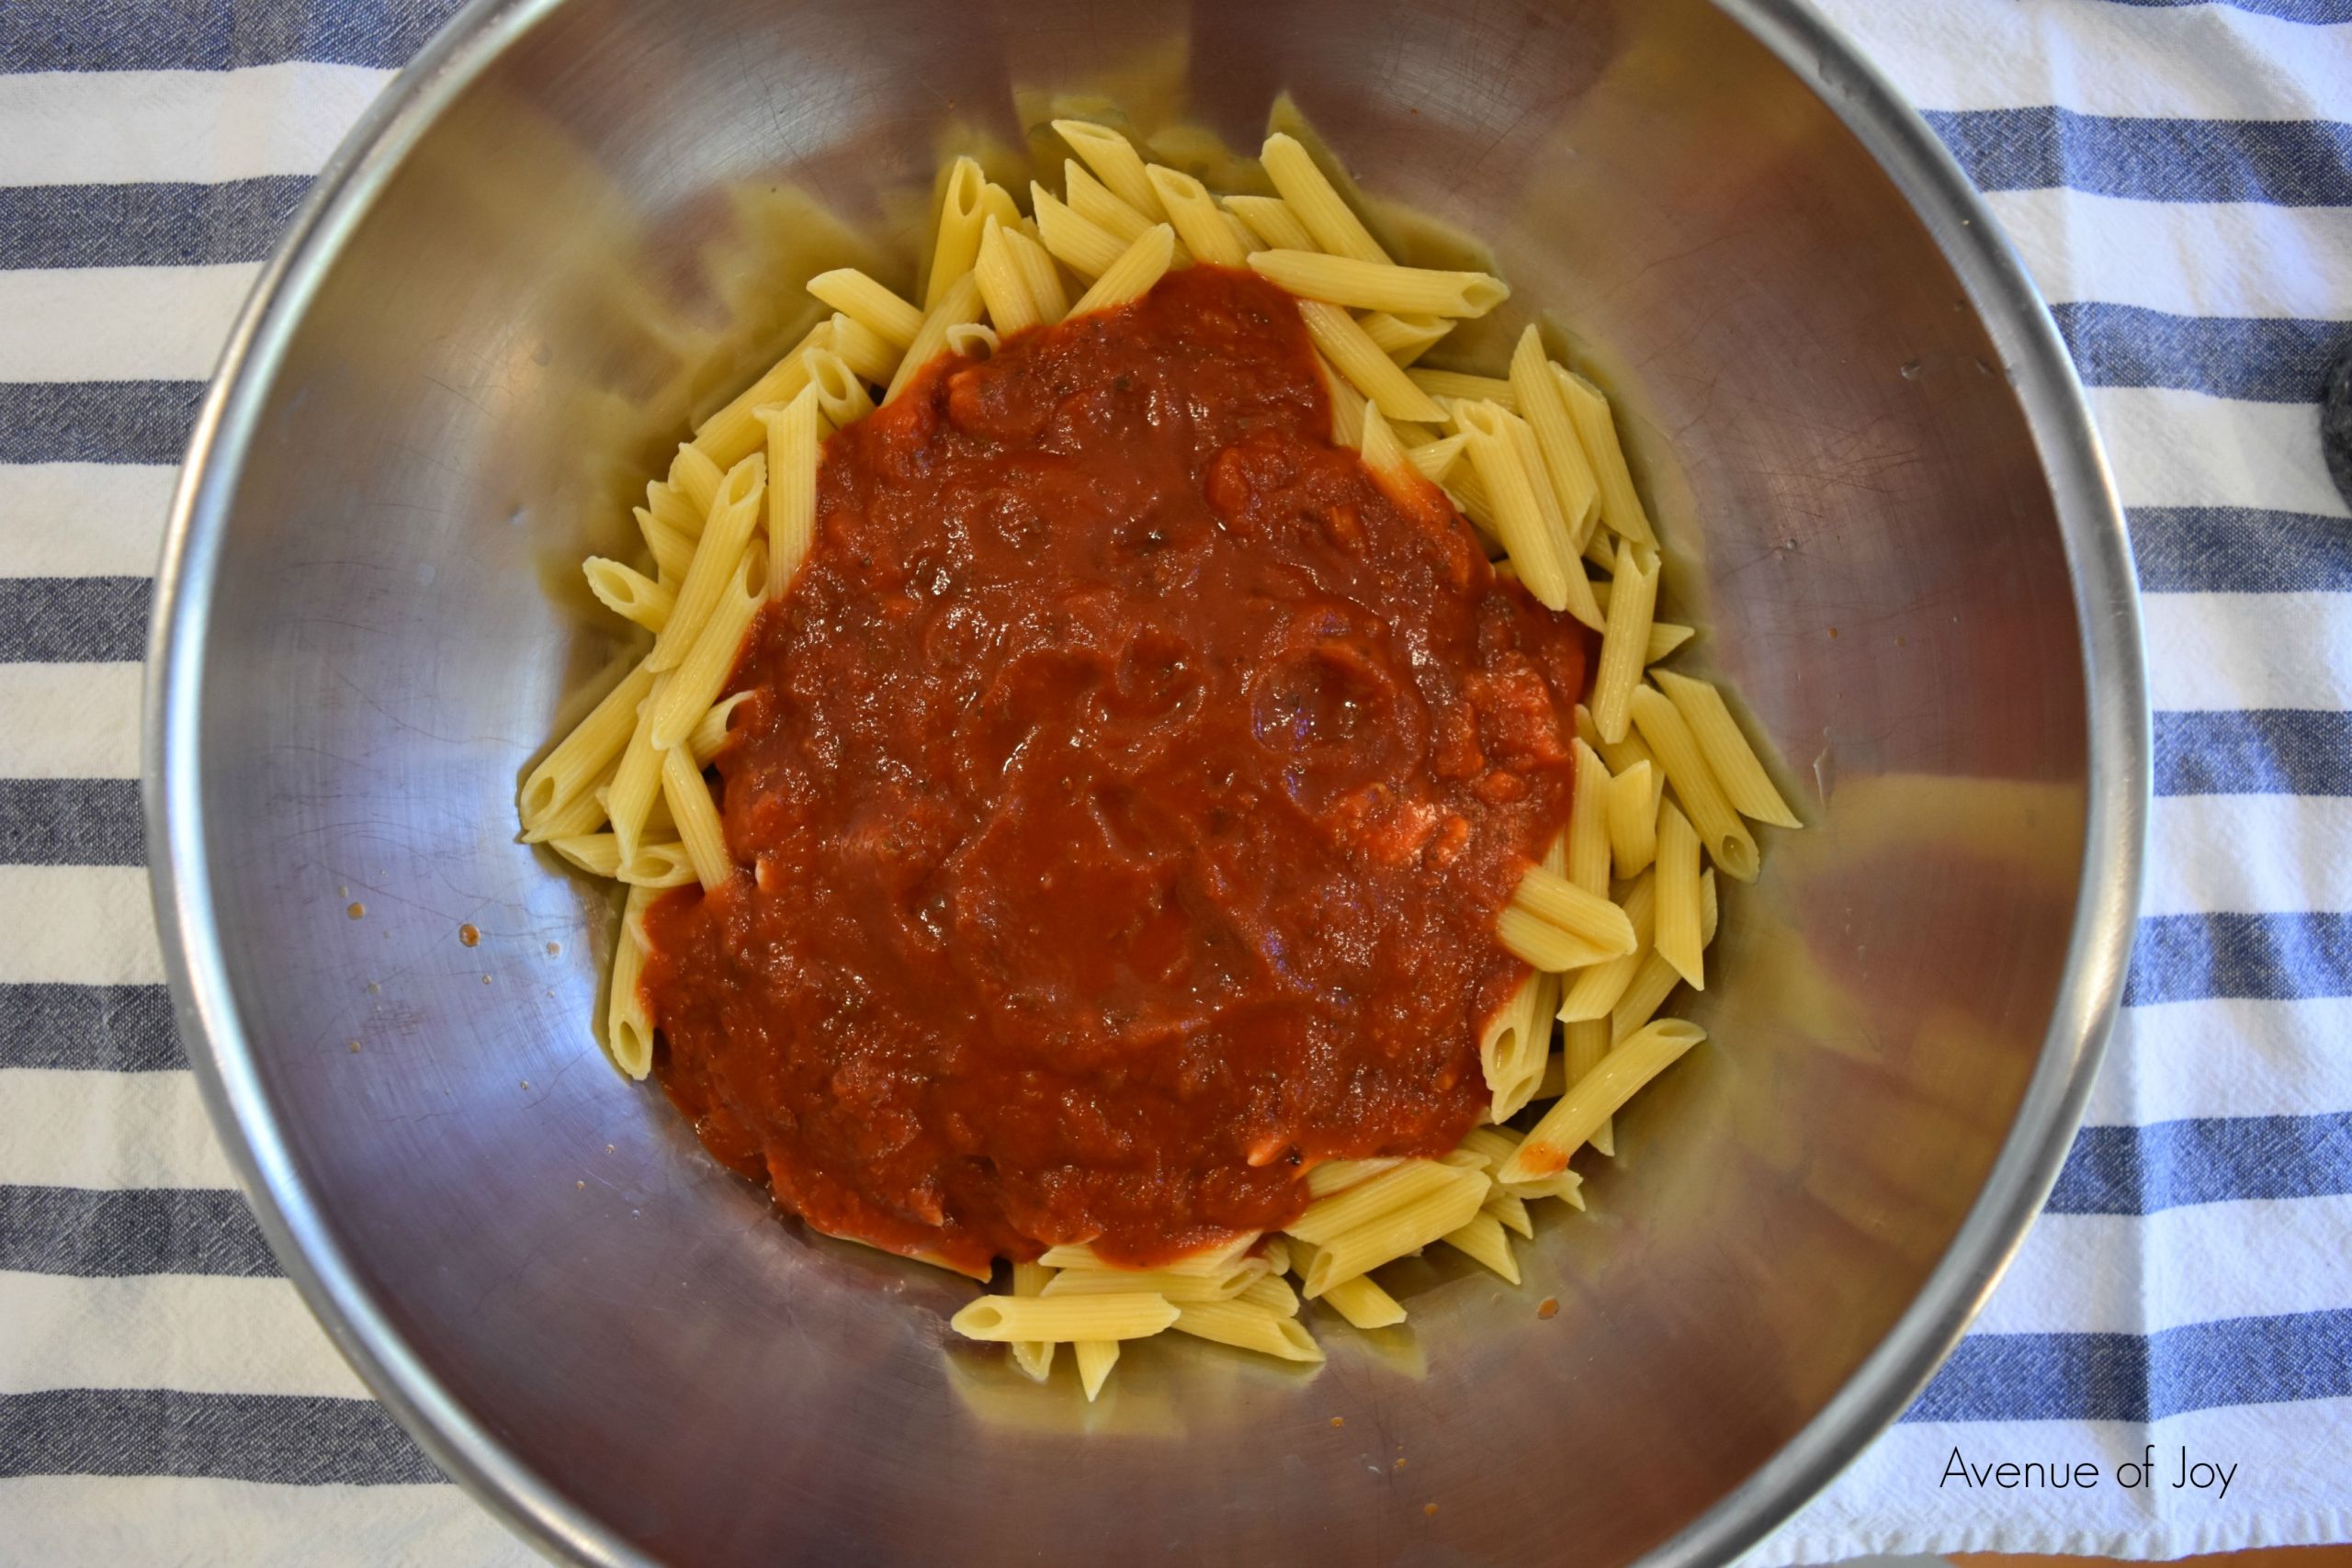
[0,0,2345,1562]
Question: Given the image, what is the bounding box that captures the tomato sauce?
[641,266,1590,1274]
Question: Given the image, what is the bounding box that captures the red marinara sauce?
[641,266,1590,1274]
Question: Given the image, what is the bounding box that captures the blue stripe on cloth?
[1924,107,2352,205]
[0,1187,279,1278]
[2098,0,2352,19]
[2126,911,2352,1007]
[1905,1308,2352,1423]
[0,176,310,271]
[2131,507,2352,592]
[0,382,203,465]
[0,578,153,664]
[0,1391,443,1483]
[0,985,184,1071]
[2053,303,2349,404]
[2049,1113,2352,1213]
[2154,710,2352,796]
[0,779,144,866]
[0,0,465,73]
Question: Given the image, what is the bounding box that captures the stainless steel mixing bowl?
[147,0,2146,1561]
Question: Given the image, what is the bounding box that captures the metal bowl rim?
[142,0,2149,1562]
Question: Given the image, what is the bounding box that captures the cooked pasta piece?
[924,157,988,309]
[645,477,702,537]
[1315,351,1366,448]
[689,321,829,468]
[582,558,673,633]
[1442,1212,1520,1283]
[1557,870,1657,1022]
[1606,759,1659,877]
[1030,185,1126,279]
[647,453,763,672]
[1563,1017,1614,1156]
[1286,1160,1461,1245]
[548,833,697,889]
[1145,164,1247,266]
[669,444,725,517]
[753,384,820,599]
[1502,1017,1705,1183]
[1479,965,1558,1123]
[1496,906,1611,973]
[1502,408,1604,629]
[1172,1301,1324,1362]
[1648,622,1695,662]
[1296,300,1445,423]
[1508,327,1601,543]
[807,267,923,348]
[527,773,611,843]
[1362,311,1450,365]
[605,675,667,861]
[1069,224,1176,317]
[998,227,1069,328]
[883,272,985,403]
[1579,698,1658,783]
[1568,739,1612,894]
[1063,158,1153,244]
[1628,682,1759,880]
[1055,120,1164,220]
[1216,195,1309,255]
[635,506,694,583]
[800,346,874,429]
[605,885,658,1078]
[1506,864,1637,959]
[949,1293,1180,1343]
[1042,1264,1258,1303]
[1305,1156,1404,1200]
[1238,1271,1299,1316]
[1406,433,1465,483]
[1317,1273,1407,1329]
[1010,1260,1056,1383]
[1260,133,1389,265]
[1454,400,1568,612]
[1037,1232,1259,1277]
[686,690,753,764]
[649,539,770,750]
[1248,250,1508,317]
[1073,1338,1119,1402]
[1409,368,1514,409]
[941,321,999,359]
[1650,669,1801,828]
[1611,871,1716,1043]
[1549,362,1656,545]
[1592,537,1661,743]
[973,217,1041,335]
[1654,800,1705,989]
[1299,1168,1490,1297]
[661,743,732,890]
[1259,1235,1291,1277]
[517,660,654,829]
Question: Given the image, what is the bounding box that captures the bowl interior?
[164,0,2100,1562]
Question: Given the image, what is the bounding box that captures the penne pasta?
[1510,326,1601,543]
[1499,1019,1705,1185]
[645,478,702,538]
[1317,1273,1407,1329]
[1145,164,1247,266]
[884,272,986,403]
[1296,299,1446,423]
[1453,400,1568,613]
[1002,226,1071,325]
[826,311,898,384]
[1549,362,1656,544]
[1172,1301,1324,1362]
[1503,407,1604,629]
[687,689,754,764]
[800,346,874,429]
[973,217,1041,336]
[689,321,829,468]
[1220,194,1317,254]
[941,321,999,358]
[1480,964,1558,1123]
[1069,224,1176,317]
[924,157,989,309]
[649,539,770,750]
[1564,1017,1614,1157]
[1030,185,1125,279]
[1063,158,1153,244]
[526,772,612,843]
[583,558,673,634]
[1043,1265,1258,1303]
[1362,311,1451,366]
[1238,1271,1299,1316]
[1406,432,1465,483]
[1607,759,1660,877]
[661,742,732,890]
[807,268,923,348]
[636,505,694,583]
[517,660,654,829]
[1301,1169,1490,1297]
[1010,1260,1056,1383]
[1248,250,1508,318]
[1287,1160,1464,1245]
[1073,1338,1119,1402]
[755,385,821,600]
[1654,800,1705,989]
[604,674,667,862]
[1611,871,1716,1043]
[1055,120,1165,220]
[1592,536,1661,743]
[1650,669,1801,828]
[669,444,725,517]
[1495,905,1611,973]
[1305,1156,1404,1200]
[949,1292,1180,1343]
[1442,1212,1520,1283]
[1260,133,1389,265]
[1557,870,1657,1022]
[1037,1232,1259,1277]
[1409,368,1514,409]
[1567,739,1612,895]
[548,832,697,889]
[1629,682,1759,880]
[605,885,658,1078]
[1506,863,1638,959]
[1648,621,1695,662]
[647,452,764,672]
[1483,1192,1533,1240]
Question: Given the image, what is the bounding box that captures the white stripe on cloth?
[0,265,258,382]
[2086,997,2352,1127]
[0,1071,241,1189]
[0,868,164,984]
[0,665,144,777]
[0,465,178,577]
[1985,189,2352,321]
[0,64,391,187]
[1753,1400,2352,1566]
[1976,1195,2352,1337]
[0,1478,537,1568]
[1817,0,2352,120]
[0,1275,367,1396]
[2141,796,2352,923]
[2089,389,2347,518]
[2142,593,2352,711]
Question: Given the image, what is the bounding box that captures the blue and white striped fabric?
[0,1,2343,1562]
